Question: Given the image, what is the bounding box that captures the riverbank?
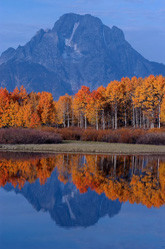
[0,140,165,155]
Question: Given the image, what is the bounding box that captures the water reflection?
[1,153,165,207]
[0,153,164,248]
[0,153,165,227]
[4,170,121,228]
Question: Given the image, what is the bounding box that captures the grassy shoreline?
[0,140,165,155]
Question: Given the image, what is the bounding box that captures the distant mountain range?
[0,13,165,99]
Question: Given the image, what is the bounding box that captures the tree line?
[0,75,165,129]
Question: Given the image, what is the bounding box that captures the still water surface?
[0,153,164,249]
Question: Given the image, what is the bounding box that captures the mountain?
[0,13,165,99]
[4,169,121,228]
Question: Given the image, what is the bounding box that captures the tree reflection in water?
[0,152,164,208]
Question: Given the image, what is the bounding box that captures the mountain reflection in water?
[0,153,165,228]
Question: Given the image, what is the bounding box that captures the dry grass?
[0,141,165,155]
[0,127,165,155]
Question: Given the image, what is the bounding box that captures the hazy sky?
[0,0,165,64]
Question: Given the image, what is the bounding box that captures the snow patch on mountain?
[65,22,79,47]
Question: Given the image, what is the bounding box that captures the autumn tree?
[56,94,72,127]
[73,86,90,128]
[37,92,55,125]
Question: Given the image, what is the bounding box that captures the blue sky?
[0,0,165,64]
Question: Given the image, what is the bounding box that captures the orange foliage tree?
[0,75,165,129]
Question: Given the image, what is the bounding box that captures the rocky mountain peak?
[0,13,165,99]
[111,26,125,41]
[0,47,16,65]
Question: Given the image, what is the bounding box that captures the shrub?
[0,128,62,144]
[40,127,83,140]
[81,129,102,141]
[39,127,165,145]
[81,128,146,144]
[57,127,83,140]
[137,132,165,145]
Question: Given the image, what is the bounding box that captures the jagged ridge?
[0,13,165,99]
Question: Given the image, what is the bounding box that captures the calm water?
[0,153,165,249]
